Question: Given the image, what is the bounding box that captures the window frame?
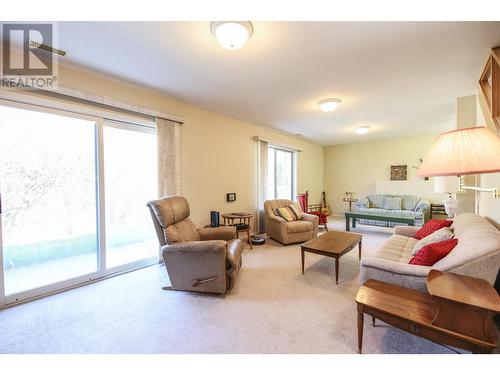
[0,94,157,306]
[268,145,297,201]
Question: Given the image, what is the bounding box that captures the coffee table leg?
[352,217,356,228]
[345,217,350,231]
[301,249,305,274]
[357,306,364,354]
[334,257,339,284]
[358,240,362,261]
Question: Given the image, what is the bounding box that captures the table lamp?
[418,126,500,198]
[434,176,459,218]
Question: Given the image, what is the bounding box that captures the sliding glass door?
[103,123,157,269]
[0,101,158,304]
[0,104,99,299]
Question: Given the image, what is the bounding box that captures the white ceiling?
[53,22,500,145]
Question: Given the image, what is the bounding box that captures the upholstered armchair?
[147,196,243,294]
[264,199,318,245]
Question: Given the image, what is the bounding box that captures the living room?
[1,1,500,374]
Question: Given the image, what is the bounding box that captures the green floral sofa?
[354,194,430,227]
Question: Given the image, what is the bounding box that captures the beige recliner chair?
[264,199,319,245]
[147,196,243,294]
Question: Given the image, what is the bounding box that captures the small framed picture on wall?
[390,165,407,181]
[226,192,236,202]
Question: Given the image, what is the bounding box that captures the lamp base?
[443,195,458,220]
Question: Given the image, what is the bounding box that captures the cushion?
[368,194,386,208]
[164,218,201,244]
[384,197,402,210]
[411,227,454,255]
[288,203,304,220]
[274,204,303,222]
[414,219,452,240]
[409,238,458,266]
[376,234,418,263]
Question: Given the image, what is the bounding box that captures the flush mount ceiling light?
[210,21,253,50]
[355,126,371,135]
[318,98,341,112]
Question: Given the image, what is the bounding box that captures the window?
[0,105,98,296]
[0,100,158,304]
[267,146,295,200]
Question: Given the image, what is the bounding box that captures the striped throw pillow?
[274,204,303,222]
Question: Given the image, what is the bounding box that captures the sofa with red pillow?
[360,213,500,292]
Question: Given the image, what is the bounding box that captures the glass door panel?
[103,124,157,269]
[0,104,98,296]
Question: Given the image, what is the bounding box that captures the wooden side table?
[222,213,253,249]
[355,270,500,354]
[430,203,447,219]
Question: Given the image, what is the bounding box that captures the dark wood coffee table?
[300,231,362,284]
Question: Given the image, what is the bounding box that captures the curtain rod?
[4,81,185,124]
[253,136,303,152]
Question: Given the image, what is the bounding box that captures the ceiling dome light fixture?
[355,126,371,135]
[211,21,253,50]
[318,98,341,112]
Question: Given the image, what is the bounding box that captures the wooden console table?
[355,270,500,354]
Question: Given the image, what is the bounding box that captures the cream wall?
[455,95,477,215]
[476,94,500,228]
[324,135,444,215]
[56,64,324,230]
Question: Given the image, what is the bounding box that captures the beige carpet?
[0,218,455,353]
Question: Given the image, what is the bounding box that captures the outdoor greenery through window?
[267,146,295,201]
[0,102,157,300]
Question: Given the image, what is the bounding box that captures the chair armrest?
[161,240,227,255]
[393,225,420,237]
[198,226,237,241]
[356,197,369,209]
[360,257,431,277]
[268,215,287,223]
[302,213,319,224]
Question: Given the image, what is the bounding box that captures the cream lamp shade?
[434,176,459,194]
[417,127,500,177]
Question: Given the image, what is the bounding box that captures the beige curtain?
[156,117,181,262]
[257,140,268,233]
[157,117,181,197]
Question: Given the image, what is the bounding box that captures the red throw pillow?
[413,219,453,240]
[408,238,458,266]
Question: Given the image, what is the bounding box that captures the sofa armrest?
[360,257,431,277]
[355,197,369,209]
[198,226,237,241]
[359,257,432,292]
[415,199,430,212]
[393,225,420,237]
